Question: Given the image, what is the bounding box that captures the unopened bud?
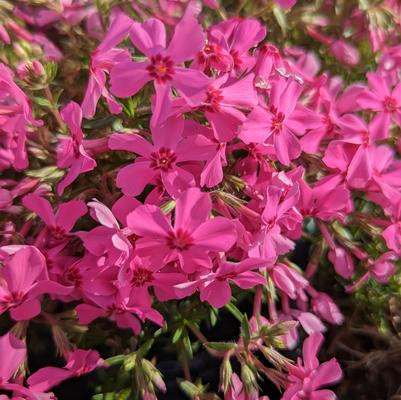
[220,356,232,393]
[241,364,258,397]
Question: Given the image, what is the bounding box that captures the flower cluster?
[0,0,400,399]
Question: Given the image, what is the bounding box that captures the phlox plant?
[0,0,400,399]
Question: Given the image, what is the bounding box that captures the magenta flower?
[0,332,26,389]
[127,188,237,273]
[175,258,267,307]
[110,14,209,125]
[249,181,301,264]
[76,284,163,334]
[56,101,97,195]
[0,63,42,171]
[240,77,319,165]
[283,332,342,400]
[208,18,267,75]
[81,10,133,118]
[22,194,87,244]
[382,198,401,255]
[0,246,73,320]
[77,197,140,266]
[109,116,213,197]
[202,73,258,141]
[357,72,401,137]
[28,349,105,392]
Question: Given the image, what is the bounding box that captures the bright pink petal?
[129,19,166,56]
[175,188,211,232]
[109,133,154,157]
[193,217,237,251]
[220,73,257,108]
[56,200,87,232]
[167,15,205,63]
[303,332,323,371]
[28,367,73,392]
[22,194,55,226]
[76,304,107,325]
[0,333,26,382]
[127,204,172,238]
[200,280,231,308]
[10,298,41,321]
[110,60,151,98]
[116,161,156,197]
[312,359,343,388]
[173,68,210,106]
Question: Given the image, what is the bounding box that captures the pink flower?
[127,188,237,273]
[28,349,105,392]
[269,263,308,300]
[0,63,42,171]
[175,258,266,307]
[274,0,297,9]
[382,198,401,255]
[357,72,401,137]
[202,73,258,142]
[109,116,213,197]
[0,332,26,388]
[0,246,73,320]
[225,373,269,400]
[76,284,163,334]
[311,292,344,325]
[329,40,360,66]
[81,10,133,118]
[77,197,140,266]
[56,101,97,195]
[240,77,318,165]
[208,18,267,75]
[22,194,87,245]
[328,246,355,279]
[283,332,342,400]
[110,14,209,126]
[249,179,301,264]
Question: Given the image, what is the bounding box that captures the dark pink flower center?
[383,96,397,112]
[72,137,81,157]
[204,87,224,112]
[166,228,193,251]
[261,44,279,56]
[1,291,26,307]
[230,49,242,69]
[361,130,370,147]
[75,365,92,376]
[131,268,153,287]
[147,54,175,83]
[271,111,285,133]
[126,233,141,247]
[64,264,82,287]
[323,114,335,135]
[197,43,224,65]
[150,147,177,171]
[49,225,67,241]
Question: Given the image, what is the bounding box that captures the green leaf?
[32,96,52,108]
[178,380,199,398]
[241,314,251,343]
[204,341,236,352]
[209,307,218,327]
[172,326,183,344]
[182,331,193,359]
[83,116,118,129]
[225,302,243,322]
[105,354,126,366]
[136,339,154,359]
